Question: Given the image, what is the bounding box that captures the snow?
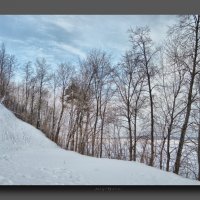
[0,103,200,185]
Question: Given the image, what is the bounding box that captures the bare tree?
[29,76,37,124]
[172,15,200,174]
[157,45,187,171]
[129,27,159,166]
[35,58,51,129]
[83,50,112,157]
[21,61,33,114]
[114,50,145,161]
[54,63,73,144]
[50,72,58,140]
[0,43,16,102]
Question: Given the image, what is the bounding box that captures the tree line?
[0,15,200,181]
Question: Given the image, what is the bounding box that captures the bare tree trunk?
[78,112,84,153]
[147,70,154,166]
[66,103,75,149]
[36,83,42,129]
[51,77,56,139]
[128,107,133,161]
[198,73,200,181]
[92,98,99,156]
[100,105,106,158]
[66,109,79,150]
[75,111,82,152]
[127,74,133,161]
[133,87,143,161]
[83,111,90,155]
[30,85,35,124]
[198,122,200,181]
[166,127,171,171]
[133,109,137,161]
[160,136,166,170]
[55,103,64,143]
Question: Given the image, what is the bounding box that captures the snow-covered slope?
[0,103,200,185]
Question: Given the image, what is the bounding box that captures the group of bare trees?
[0,43,16,103]
[1,15,200,181]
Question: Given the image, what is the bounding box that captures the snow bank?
[0,103,200,185]
[0,103,57,154]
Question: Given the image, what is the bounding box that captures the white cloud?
[53,42,86,59]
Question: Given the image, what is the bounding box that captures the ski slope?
[0,103,200,185]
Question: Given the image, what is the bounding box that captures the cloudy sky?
[0,15,177,67]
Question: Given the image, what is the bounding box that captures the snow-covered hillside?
[0,103,200,185]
